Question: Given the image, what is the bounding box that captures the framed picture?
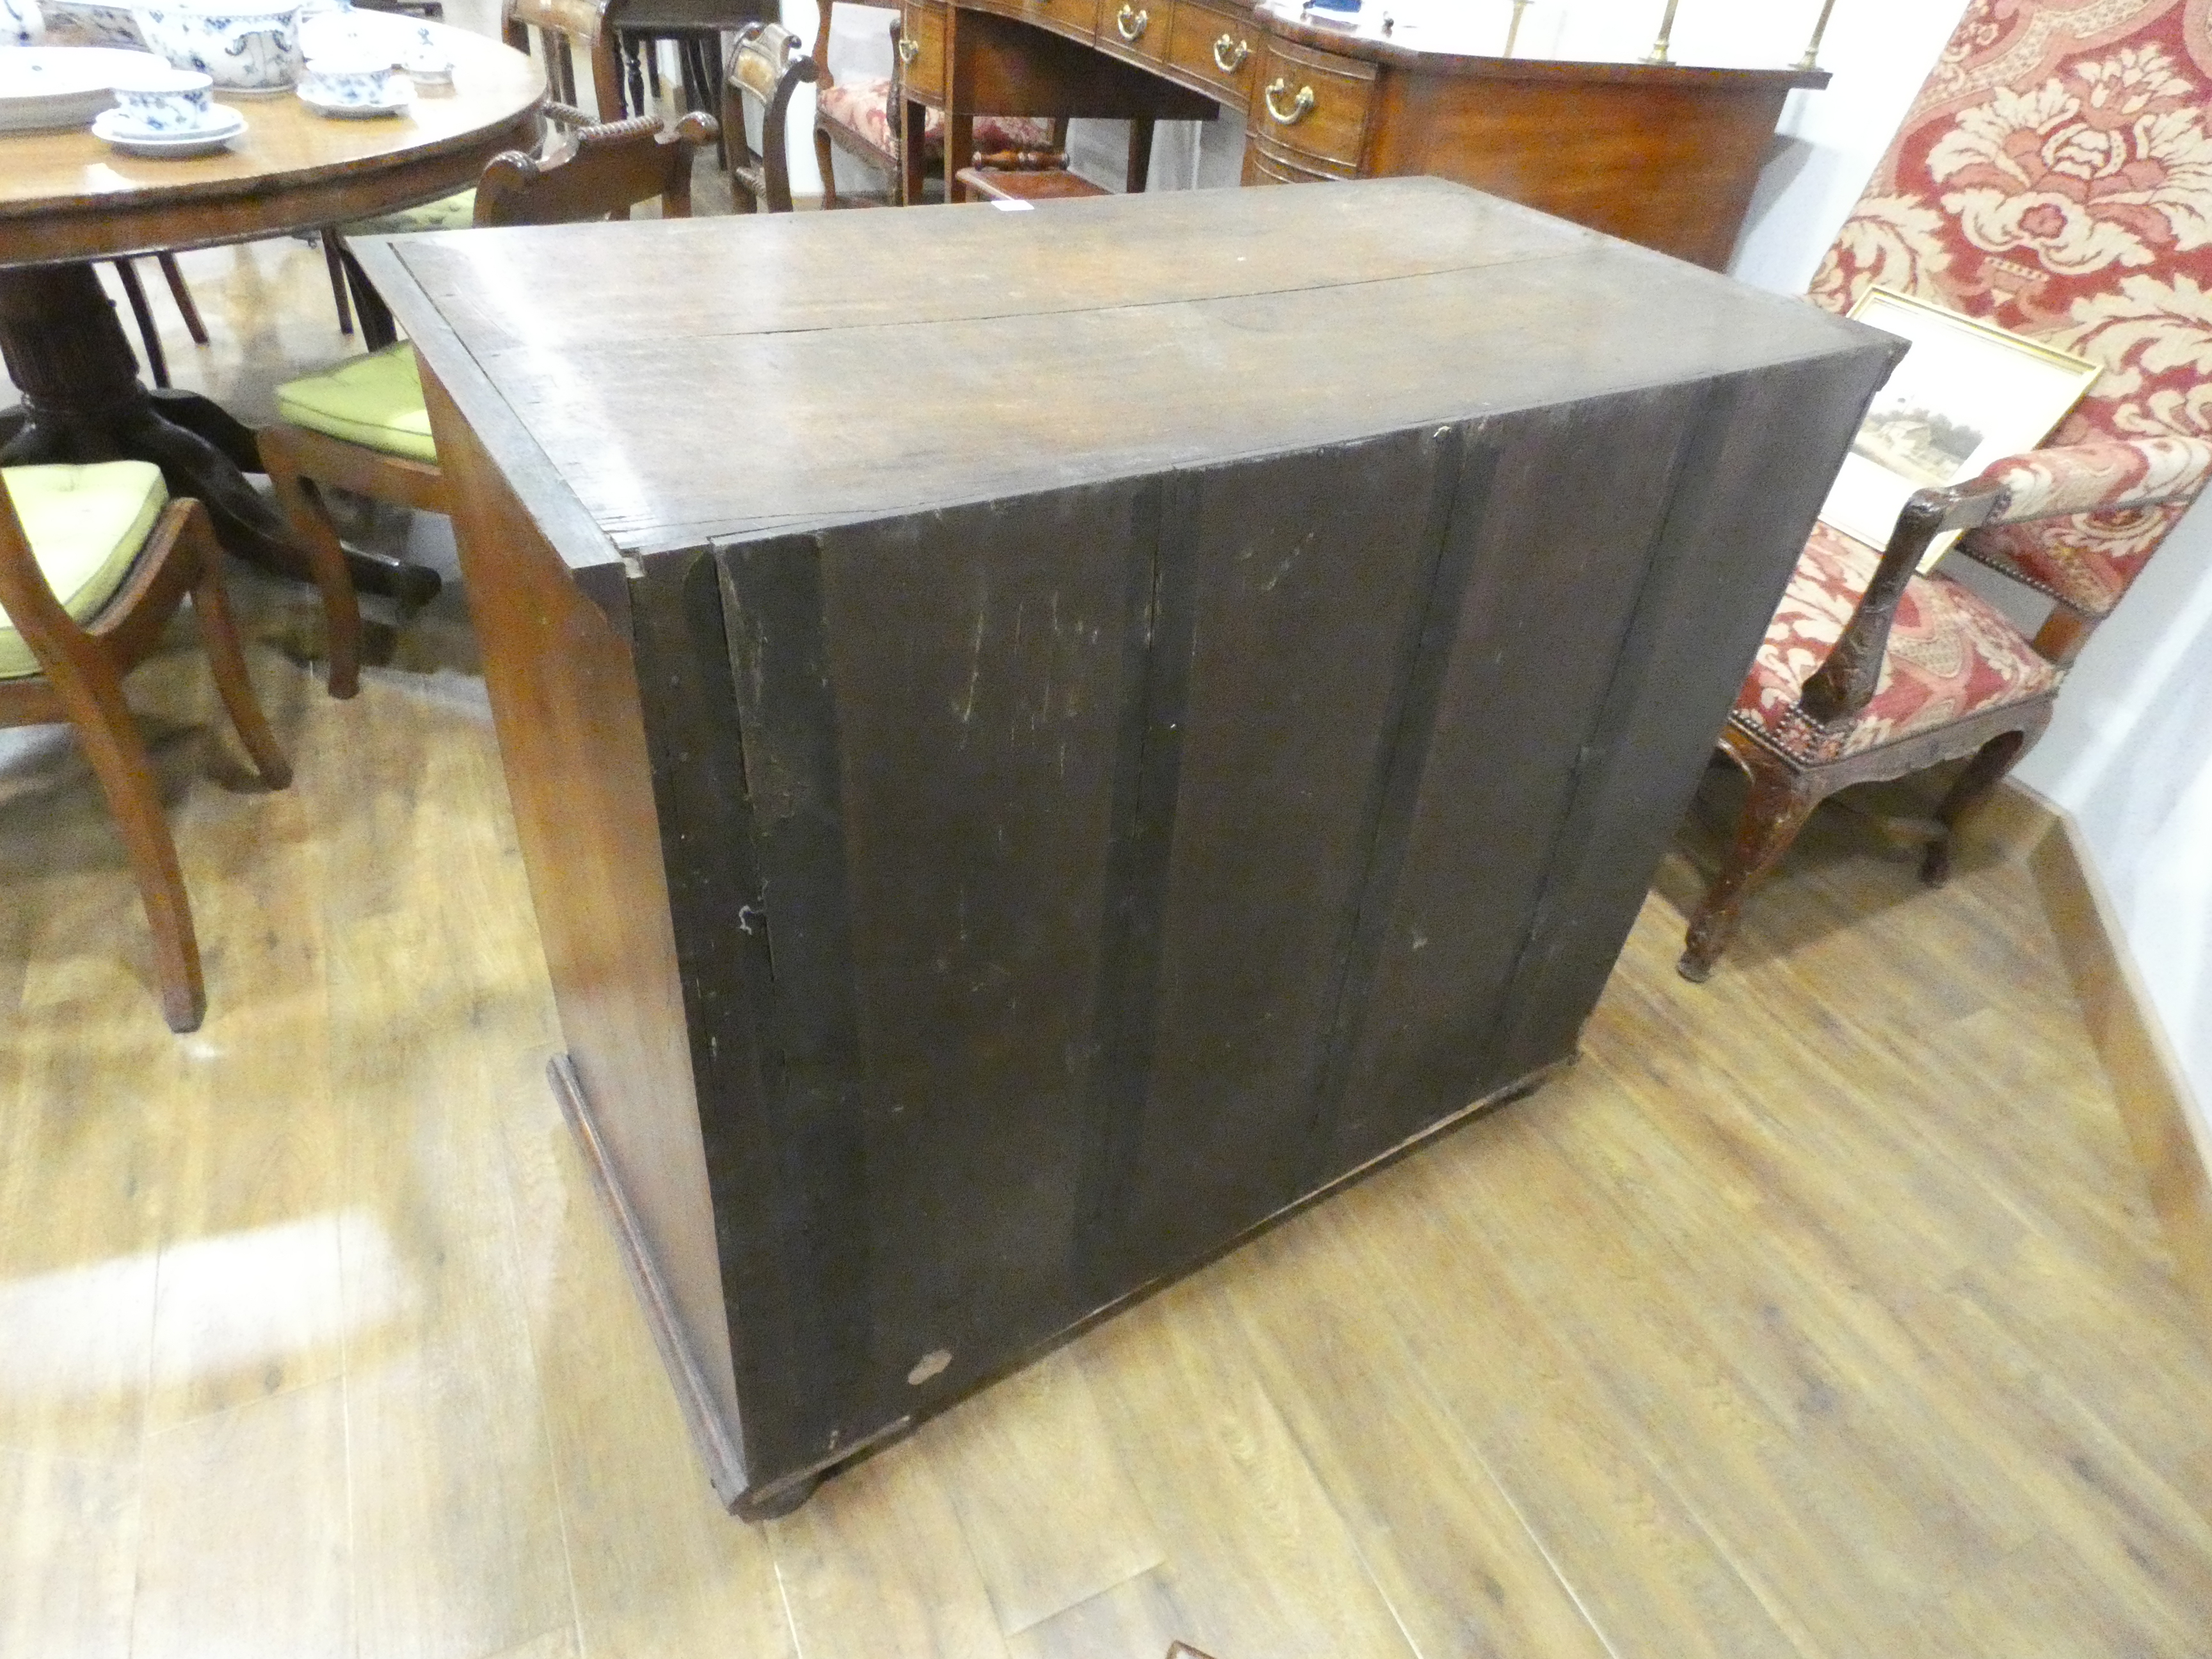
[1818,287,2101,566]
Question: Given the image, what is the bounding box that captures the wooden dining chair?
[259,108,719,700]
[329,0,632,350]
[0,462,292,1032]
[723,19,817,212]
[507,0,627,118]
[810,0,1063,206]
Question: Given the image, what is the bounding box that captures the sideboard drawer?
[1094,0,1169,63]
[1011,0,1080,31]
[898,0,947,103]
[1248,35,1375,171]
[1166,0,1255,106]
[1243,133,1356,184]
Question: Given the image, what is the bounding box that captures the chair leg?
[337,243,397,351]
[321,230,357,337]
[155,254,210,345]
[1679,757,1823,982]
[178,507,294,789]
[815,124,842,209]
[260,437,364,700]
[112,260,172,390]
[1921,728,2030,886]
[50,655,205,1030]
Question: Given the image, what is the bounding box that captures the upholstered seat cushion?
[1731,522,2062,765]
[817,76,1054,160]
[0,461,170,680]
[275,343,436,462]
[342,188,477,237]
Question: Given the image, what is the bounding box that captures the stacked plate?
[0,44,161,132]
[91,100,246,154]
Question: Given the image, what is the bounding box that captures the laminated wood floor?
[4,237,2211,1659]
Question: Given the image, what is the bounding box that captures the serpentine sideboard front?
[893,0,1825,268]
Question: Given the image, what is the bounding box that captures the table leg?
[901,95,928,207]
[0,261,438,607]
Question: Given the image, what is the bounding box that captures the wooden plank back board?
[360,179,1898,1516]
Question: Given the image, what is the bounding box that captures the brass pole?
[1646,0,1681,64]
[1798,0,1838,70]
[1504,0,1533,57]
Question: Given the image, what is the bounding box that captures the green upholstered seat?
[275,343,437,463]
[0,461,170,681]
[342,188,477,237]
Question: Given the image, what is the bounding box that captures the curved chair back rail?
[724,20,817,214]
[475,107,719,225]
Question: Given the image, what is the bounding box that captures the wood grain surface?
[360,179,1880,561]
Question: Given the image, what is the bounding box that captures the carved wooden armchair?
[809,0,1061,205]
[1680,0,2212,979]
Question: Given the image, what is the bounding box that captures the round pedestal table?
[0,24,545,600]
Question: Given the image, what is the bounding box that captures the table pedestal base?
[0,262,440,609]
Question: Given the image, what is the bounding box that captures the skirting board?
[1985,781,2212,1328]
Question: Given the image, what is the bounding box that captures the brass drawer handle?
[1212,33,1249,72]
[1116,4,1148,40]
[896,35,920,61]
[1263,77,1315,125]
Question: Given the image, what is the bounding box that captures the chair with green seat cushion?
[0,465,293,1032]
[347,189,479,237]
[0,461,171,680]
[260,107,721,703]
[275,344,437,463]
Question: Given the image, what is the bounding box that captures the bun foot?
[735,1473,821,1522]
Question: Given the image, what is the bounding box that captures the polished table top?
[0,23,544,268]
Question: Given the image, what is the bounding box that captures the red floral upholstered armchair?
[1679,0,2212,980]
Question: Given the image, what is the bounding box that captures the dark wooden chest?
[361,180,1896,1518]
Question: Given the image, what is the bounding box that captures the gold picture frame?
[1818,287,2101,567]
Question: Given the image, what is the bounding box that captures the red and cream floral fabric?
[1808,0,2212,614]
[1733,522,2062,764]
[1978,431,2212,517]
[817,77,1055,162]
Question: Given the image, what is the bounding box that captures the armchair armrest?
[1972,435,2212,526]
[1796,434,2212,726]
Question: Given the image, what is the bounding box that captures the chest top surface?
[369,178,1886,568]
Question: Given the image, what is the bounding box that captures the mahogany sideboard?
[358,180,1896,1518]
[907,0,1826,267]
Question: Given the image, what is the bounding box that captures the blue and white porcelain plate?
[92,100,246,154]
[297,81,406,118]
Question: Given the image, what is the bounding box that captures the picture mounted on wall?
[1819,287,2101,567]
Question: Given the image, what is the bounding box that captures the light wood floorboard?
[3,228,2210,1659]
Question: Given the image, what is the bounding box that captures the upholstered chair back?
[1809,0,2212,620]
